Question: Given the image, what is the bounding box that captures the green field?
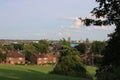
[0,64,96,80]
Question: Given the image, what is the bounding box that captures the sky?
[0,0,115,41]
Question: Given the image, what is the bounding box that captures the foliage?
[91,41,107,54]
[51,40,90,78]
[32,43,39,51]
[80,0,120,80]
[58,38,71,48]
[75,43,87,54]
[23,44,36,61]
[93,56,103,66]
[12,43,24,50]
[38,40,49,54]
[0,52,6,63]
[2,44,14,50]
[96,24,120,80]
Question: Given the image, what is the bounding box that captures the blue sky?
[0,0,115,41]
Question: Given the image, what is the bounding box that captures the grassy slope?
[86,66,97,80]
[0,64,91,80]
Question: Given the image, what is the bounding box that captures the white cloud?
[65,17,83,29]
[64,16,115,31]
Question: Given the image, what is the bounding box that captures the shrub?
[51,42,91,79]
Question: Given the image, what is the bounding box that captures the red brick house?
[30,53,57,65]
[80,54,88,64]
[6,51,25,64]
[80,53,95,65]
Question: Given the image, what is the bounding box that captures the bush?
[51,56,91,78]
[0,58,2,63]
[94,56,103,66]
[51,43,91,79]
[96,66,120,80]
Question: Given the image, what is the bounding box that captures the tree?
[51,40,90,78]
[80,0,120,80]
[32,43,39,51]
[0,51,6,63]
[12,43,24,50]
[59,38,70,47]
[23,44,36,61]
[91,41,107,54]
[38,40,49,54]
[75,43,87,54]
[2,44,14,50]
[91,41,107,66]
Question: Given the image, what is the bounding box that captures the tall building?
[67,37,71,42]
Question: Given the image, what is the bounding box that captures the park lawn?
[0,64,96,80]
[86,66,97,80]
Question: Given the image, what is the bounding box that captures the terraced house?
[6,51,25,64]
[30,53,58,65]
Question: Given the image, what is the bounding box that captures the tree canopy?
[38,40,49,54]
[80,0,120,80]
[23,44,36,61]
[91,41,107,54]
[75,43,87,54]
[51,39,90,78]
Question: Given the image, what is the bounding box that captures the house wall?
[37,57,57,65]
[6,57,25,64]
[37,57,48,65]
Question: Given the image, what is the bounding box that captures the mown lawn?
[0,64,96,80]
[86,66,97,80]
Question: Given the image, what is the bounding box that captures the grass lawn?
[86,66,97,80]
[0,64,96,80]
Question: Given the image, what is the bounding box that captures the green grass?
[0,64,94,80]
[86,66,97,80]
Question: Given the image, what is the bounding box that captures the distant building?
[30,53,58,65]
[6,51,25,64]
[67,37,71,42]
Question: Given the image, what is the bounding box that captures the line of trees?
[0,40,50,62]
[75,41,107,55]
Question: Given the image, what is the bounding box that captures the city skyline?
[0,0,115,41]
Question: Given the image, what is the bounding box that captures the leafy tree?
[75,43,87,54]
[12,43,24,50]
[0,51,6,63]
[23,44,36,61]
[2,44,14,50]
[80,0,120,80]
[91,41,107,54]
[59,38,71,48]
[51,40,90,78]
[38,40,49,54]
[32,43,39,51]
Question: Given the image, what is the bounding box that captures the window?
[53,58,56,63]
[44,58,47,60]
[44,61,47,63]
[38,58,41,60]
[10,61,14,64]
[9,58,12,60]
[17,61,20,64]
[38,61,41,64]
[19,58,22,60]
